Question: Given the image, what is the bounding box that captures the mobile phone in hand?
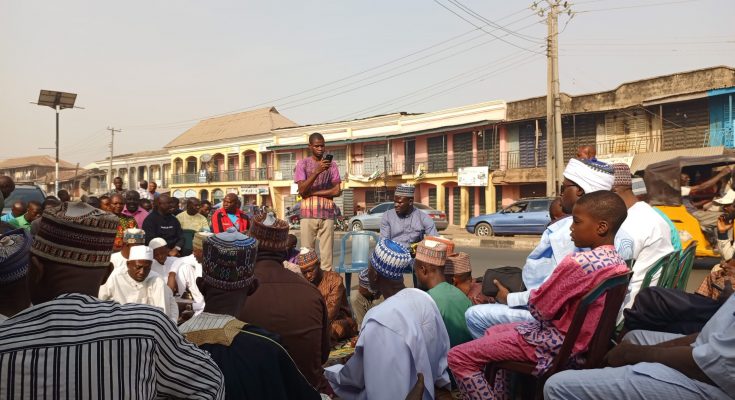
[324,154,333,162]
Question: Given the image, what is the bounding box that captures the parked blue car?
[465,197,554,236]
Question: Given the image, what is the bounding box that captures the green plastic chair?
[660,251,681,289]
[673,241,698,290]
[181,229,196,257]
[640,252,676,289]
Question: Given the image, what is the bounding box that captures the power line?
[575,0,702,13]
[445,0,545,43]
[432,0,546,55]
[124,5,544,130]
[330,50,533,121]
[272,18,544,112]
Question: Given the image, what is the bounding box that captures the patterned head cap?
[31,202,118,267]
[193,231,213,251]
[358,268,377,294]
[123,228,146,244]
[563,158,615,194]
[295,247,319,271]
[415,240,448,267]
[250,213,289,252]
[370,239,412,281]
[612,163,633,187]
[395,184,415,199]
[0,228,31,284]
[445,252,472,275]
[202,227,258,290]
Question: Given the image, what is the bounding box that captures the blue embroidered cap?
[202,227,258,290]
[0,228,31,284]
[370,238,412,281]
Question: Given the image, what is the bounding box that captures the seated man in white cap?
[179,228,321,400]
[612,163,674,317]
[380,184,438,249]
[465,158,617,338]
[150,237,178,292]
[170,231,211,315]
[0,202,223,398]
[109,227,146,276]
[99,245,178,323]
[631,177,683,254]
[325,239,451,400]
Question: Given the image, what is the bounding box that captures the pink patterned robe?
[448,245,629,400]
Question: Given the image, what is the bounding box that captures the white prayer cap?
[563,158,615,194]
[128,246,153,262]
[148,237,167,250]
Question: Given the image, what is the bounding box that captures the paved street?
[303,233,530,291]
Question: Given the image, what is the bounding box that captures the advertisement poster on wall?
[458,166,489,186]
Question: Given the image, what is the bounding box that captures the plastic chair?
[181,229,195,257]
[660,251,681,289]
[485,272,632,400]
[673,241,697,290]
[335,231,380,302]
[640,252,679,290]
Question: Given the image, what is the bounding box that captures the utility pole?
[107,127,122,192]
[534,1,572,196]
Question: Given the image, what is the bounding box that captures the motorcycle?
[335,215,347,231]
[285,206,300,230]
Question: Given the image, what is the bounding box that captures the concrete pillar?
[460,186,470,227]
[436,184,446,212]
[485,179,496,214]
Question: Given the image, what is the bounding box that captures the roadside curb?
[293,230,540,250]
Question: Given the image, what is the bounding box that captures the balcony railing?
[595,135,661,155]
[171,167,273,185]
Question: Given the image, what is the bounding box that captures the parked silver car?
[348,202,448,231]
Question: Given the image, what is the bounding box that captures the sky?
[1,0,733,167]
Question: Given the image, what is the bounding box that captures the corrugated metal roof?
[0,155,77,170]
[630,146,726,173]
[164,107,298,148]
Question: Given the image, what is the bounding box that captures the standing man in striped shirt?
[294,132,341,271]
[0,202,224,399]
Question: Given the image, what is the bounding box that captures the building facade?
[83,65,735,228]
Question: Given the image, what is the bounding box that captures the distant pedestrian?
[110,176,126,196]
[576,145,597,160]
[99,195,112,212]
[142,194,184,256]
[123,190,149,228]
[138,179,151,200]
[110,194,138,251]
[0,176,15,211]
[57,190,71,202]
[147,181,160,200]
[212,193,249,233]
[171,197,183,215]
[8,201,41,232]
[139,198,153,212]
[1,201,26,223]
[177,197,209,232]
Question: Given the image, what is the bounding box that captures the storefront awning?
[630,146,727,173]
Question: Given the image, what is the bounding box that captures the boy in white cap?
[150,237,178,292]
[465,158,617,338]
[325,239,451,400]
[99,245,178,322]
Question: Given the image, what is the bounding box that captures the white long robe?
[325,288,450,400]
[99,271,178,322]
[170,254,205,314]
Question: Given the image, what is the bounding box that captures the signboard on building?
[258,186,269,195]
[597,154,634,167]
[198,169,207,183]
[226,188,238,194]
[240,187,259,195]
[458,166,489,186]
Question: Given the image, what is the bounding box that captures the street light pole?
[55,105,60,194]
[33,90,78,195]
